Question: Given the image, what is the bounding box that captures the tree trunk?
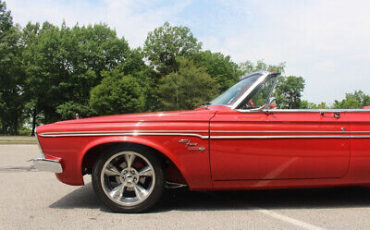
[0,121,5,135]
[31,107,37,136]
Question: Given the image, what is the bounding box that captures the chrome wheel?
[100,151,155,207]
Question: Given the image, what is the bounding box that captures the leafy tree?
[22,22,131,133]
[56,102,95,120]
[18,125,32,136]
[239,60,285,75]
[158,57,219,110]
[0,0,24,134]
[0,0,11,34]
[333,90,370,109]
[89,69,145,115]
[21,23,49,134]
[300,100,329,109]
[114,48,161,112]
[56,23,130,119]
[194,50,242,92]
[144,22,202,76]
[274,76,305,109]
[22,22,69,133]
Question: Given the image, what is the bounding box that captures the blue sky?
[7,0,370,104]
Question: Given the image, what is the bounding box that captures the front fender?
[78,136,187,182]
[54,134,211,189]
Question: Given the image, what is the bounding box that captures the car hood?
[53,107,225,125]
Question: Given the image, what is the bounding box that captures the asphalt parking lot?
[1,145,370,230]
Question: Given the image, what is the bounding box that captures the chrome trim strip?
[40,130,208,136]
[210,135,370,139]
[40,130,370,136]
[40,132,209,139]
[32,158,63,173]
[237,108,370,113]
[39,130,370,140]
[211,130,370,133]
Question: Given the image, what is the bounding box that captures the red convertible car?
[33,71,370,212]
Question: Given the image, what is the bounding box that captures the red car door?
[210,110,350,181]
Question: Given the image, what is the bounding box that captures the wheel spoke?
[104,164,121,176]
[133,183,148,201]
[138,166,153,177]
[118,161,127,169]
[124,153,136,169]
[109,183,125,200]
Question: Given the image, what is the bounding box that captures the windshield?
[210,73,261,106]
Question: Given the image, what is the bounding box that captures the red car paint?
[36,105,370,191]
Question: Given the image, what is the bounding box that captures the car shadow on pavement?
[49,183,104,210]
[49,183,370,213]
[158,186,370,212]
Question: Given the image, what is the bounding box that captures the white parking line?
[257,209,326,230]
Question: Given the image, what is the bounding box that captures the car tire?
[92,145,164,213]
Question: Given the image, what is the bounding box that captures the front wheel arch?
[81,141,188,186]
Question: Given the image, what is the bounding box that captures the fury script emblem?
[178,139,205,151]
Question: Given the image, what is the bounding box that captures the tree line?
[0,1,369,135]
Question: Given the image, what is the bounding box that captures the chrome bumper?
[32,158,63,173]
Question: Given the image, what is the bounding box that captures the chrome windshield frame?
[230,71,272,110]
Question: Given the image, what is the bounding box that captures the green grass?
[0,136,36,144]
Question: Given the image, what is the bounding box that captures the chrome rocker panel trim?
[32,158,63,173]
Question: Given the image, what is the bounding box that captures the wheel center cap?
[126,174,133,182]
[121,169,138,184]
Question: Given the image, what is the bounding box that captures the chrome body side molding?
[211,130,370,133]
[237,108,370,113]
[210,135,370,140]
[40,131,209,139]
[38,130,370,140]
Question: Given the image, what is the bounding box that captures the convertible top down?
[33,71,370,212]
